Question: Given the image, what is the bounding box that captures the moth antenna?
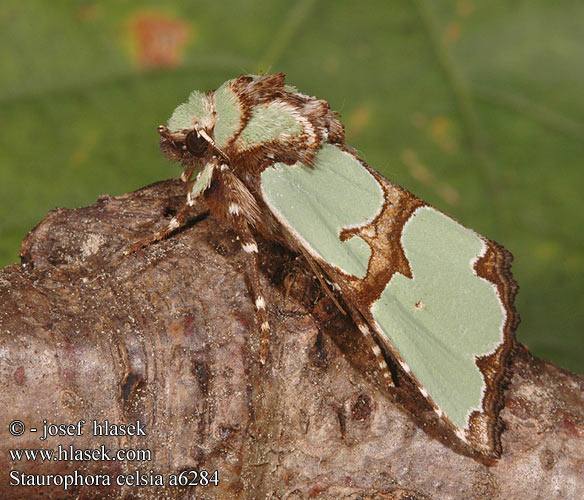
[298,247,346,315]
[157,124,170,137]
[195,125,230,162]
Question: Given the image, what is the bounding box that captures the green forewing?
[371,207,505,430]
[213,81,243,148]
[239,102,302,146]
[167,90,210,132]
[261,144,383,278]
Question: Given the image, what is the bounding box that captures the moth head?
[158,125,212,163]
[159,89,217,167]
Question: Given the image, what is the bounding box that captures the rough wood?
[0,180,582,500]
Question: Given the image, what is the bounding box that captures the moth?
[128,73,519,458]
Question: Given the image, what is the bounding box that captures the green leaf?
[1,0,582,373]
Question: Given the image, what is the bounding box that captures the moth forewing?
[260,144,518,458]
[142,73,518,458]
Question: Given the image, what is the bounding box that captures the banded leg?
[342,299,395,386]
[231,216,270,364]
[217,165,270,363]
[299,249,394,386]
[124,200,194,255]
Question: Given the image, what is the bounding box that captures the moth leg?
[230,216,270,364]
[124,201,194,255]
[342,299,395,387]
[180,164,196,182]
[299,249,394,386]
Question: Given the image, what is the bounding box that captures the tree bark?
[1,180,582,500]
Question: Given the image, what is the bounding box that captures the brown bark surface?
[1,180,582,500]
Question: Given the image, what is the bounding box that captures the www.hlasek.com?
[8,418,219,490]
[9,444,151,463]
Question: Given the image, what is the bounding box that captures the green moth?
[129,74,519,458]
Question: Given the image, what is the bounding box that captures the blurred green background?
[1,0,582,373]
